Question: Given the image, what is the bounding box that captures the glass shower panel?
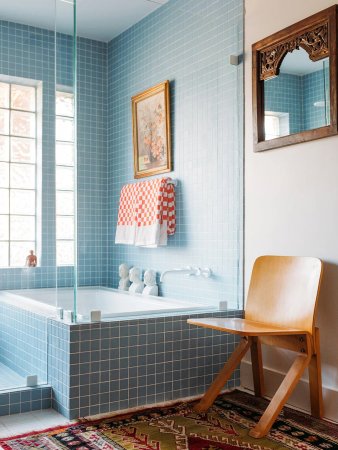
[75,0,106,322]
[0,1,59,392]
[55,0,77,320]
[74,0,243,319]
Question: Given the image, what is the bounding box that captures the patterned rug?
[1,390,338,449]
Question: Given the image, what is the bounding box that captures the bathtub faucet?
[160,266,212,282]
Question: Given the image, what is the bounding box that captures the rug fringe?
[84,388,235,421]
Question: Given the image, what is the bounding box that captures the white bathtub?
[0,287,215,321]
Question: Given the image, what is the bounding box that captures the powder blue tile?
[107,0,243,311]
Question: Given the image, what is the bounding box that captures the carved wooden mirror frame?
[252,5,338,152]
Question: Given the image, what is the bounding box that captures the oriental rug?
[1,390,338,450]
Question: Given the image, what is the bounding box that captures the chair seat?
[187,317,308,336]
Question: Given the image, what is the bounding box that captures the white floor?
[0,409,74,439]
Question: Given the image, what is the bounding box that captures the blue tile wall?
[76,37,108,287]
[303,66,330,131]
[0,21,107,290]
[265,66,330,134]
[48,320,71,416]
[107,0,244,310]
[0,386,51,416]
[264,73,303,134]
[0,301,48,384]
[49,310,242,419]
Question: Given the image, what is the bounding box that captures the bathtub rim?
[0,286,222,323]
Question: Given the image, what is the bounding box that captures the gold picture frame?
[132,80,171,179]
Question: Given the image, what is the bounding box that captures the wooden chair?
[188,255,323,438]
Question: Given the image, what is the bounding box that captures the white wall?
[244,0,338,422]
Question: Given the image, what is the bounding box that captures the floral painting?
[132,81,171,178]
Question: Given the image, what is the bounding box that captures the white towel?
[115,178,176,247]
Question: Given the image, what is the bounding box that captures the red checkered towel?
[115,177,176,247]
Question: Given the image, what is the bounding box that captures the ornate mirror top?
[260,23,329,80]
[252,5,338,152]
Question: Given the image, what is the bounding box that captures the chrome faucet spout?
[160,266,212,282]
[160,266,195,282]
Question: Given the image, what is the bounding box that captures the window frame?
[0,79,40,268]
[55,87,75,266]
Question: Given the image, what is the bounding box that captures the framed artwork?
[132,80,171,178]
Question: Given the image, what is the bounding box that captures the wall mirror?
[252,5,338,152]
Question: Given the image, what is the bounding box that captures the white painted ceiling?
[0,0,168,42]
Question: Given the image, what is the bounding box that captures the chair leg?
[194,337,251,413]
[251,337,264,397]
[309,328,323,418]
[249,352,311,438]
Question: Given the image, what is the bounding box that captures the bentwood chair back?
[245,256,322,334]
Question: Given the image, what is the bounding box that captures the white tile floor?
[0,409,74,439]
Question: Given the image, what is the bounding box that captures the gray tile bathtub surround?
[0,387,51,416]
[49,310,243,419]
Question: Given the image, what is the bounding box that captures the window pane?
[10,215,35,240]
[0,215,9,240]
[0,108,9,135]
[56,191,74,215]
[10,163,35,189]
[57,241,74,266]
[56,91,74,117]
[0,242,9,267]
[55,142,74,166]
[56,116,74,142]
[0,189,9,214]
[11,189,35,215]
[0,136,9,161]
[11,110,36,138]
[0,83,9,108]
[11,137,36,163]
[11,84,36,112]
[10,241,35,267]
[56,216,74,240]
[0,162,9,187]
[56,166,74,191]
[264,115,280,140]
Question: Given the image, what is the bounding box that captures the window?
[265,111,290,140]
[55,89,75,266]
[0,81,38,267]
